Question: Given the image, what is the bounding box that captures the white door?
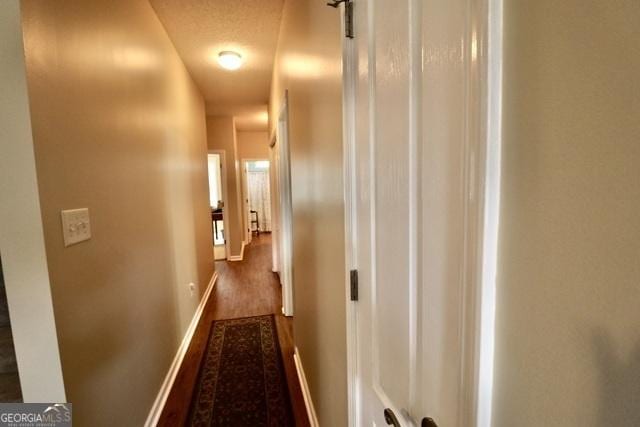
[269,142,281,273]
[349,0,493,425]
[242,162,252,244]
[277,94,294,316]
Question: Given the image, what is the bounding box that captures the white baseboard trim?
[144,271,218,427]
[227,240,246,262]
[293,347,319,427]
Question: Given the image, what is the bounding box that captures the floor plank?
[158,234,310,427]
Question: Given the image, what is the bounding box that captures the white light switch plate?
[61,208,91,247]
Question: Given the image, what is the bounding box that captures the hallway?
[4,0,639,425]
[2,1,344,424]
[158,234,309,426]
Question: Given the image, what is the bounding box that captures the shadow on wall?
[593,329,640,426]
[0,258,22,402]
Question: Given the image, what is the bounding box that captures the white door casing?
[269,138,281,273]
[344,0,501,426]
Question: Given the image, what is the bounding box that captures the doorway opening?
[207,151,229,261]
[241,159,272,247]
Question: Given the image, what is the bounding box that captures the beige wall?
[21,0,214,425]
[206,116,244,257]
[237,131,270,160]
[270,0,346,424]
[494,1,640,426]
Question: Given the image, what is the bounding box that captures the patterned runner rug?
[189,315,294,426]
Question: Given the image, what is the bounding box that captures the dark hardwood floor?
[158,233,310,427]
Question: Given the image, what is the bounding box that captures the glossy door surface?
[352,0,480,424]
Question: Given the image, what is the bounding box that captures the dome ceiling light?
[217,51,243,70]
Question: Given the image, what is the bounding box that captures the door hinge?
[350,269,358,301]
[327,0,354,39]
[344,0,354,39]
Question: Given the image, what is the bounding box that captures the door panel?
[277,99,294,316]
[353,0,375,423]
[372,0,412,411]
[353,0,477,425]
[269,144,280,273]
[419,0,468,424]
[355,0,416,424]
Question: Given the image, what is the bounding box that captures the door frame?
[340,2,359,425]
[269,136,281,274]
[208,149,231,261]
[340,0,503,425]
[276,91,294,317]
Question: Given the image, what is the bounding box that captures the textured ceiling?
[150,0,284,130]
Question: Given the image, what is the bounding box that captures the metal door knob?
[383,408,401,426]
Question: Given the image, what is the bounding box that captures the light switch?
[61,208,91,247]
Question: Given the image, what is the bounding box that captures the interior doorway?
[241,159,272,246]
[207,151,230,261]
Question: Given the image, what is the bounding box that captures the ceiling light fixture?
[217,51,243,70]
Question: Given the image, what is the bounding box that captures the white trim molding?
[340,2,359,425]
[474,0,503,425]
[227,240,246,262]
[144,271,218,427]
[293,347,319,427]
